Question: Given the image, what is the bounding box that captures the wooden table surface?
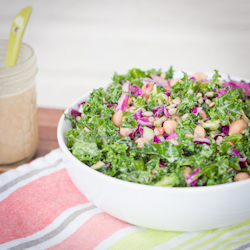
[0,108,64,174]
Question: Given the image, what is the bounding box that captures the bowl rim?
[57,71,250,193]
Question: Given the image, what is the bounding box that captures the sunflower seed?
[205,91,214,97]
[168,108,177,115]
[216,136,223,145]
[170,139,179,145]
[182,113,189,119]
[160,93,169,102]
[158,98,163,105]
[198,97,203,104]
[172,97,181,105]
[209,102,216,107]
[169,103,178,108]
[205,99,212,105]
[142,111,153,116]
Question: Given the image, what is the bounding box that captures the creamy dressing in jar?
[0,40,38,166]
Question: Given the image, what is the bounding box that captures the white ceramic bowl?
[57,72,250,231]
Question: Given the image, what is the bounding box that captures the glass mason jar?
[0,40,38,166]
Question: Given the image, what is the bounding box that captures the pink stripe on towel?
[48,212,131,250]
[0,168,89,244]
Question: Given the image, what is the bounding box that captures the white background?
[1,0,250,108]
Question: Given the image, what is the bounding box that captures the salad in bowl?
[64,67,250,187]
[58,67,250,231]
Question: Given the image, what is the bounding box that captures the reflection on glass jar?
[0,40,38,166]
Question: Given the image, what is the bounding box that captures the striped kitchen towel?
[0,149,250,250]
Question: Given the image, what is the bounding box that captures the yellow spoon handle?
[5,6,32,67]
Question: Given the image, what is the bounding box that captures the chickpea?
[128,106,137,113]
[120,127,131,137]
[199,110,207,119]
[111,110,123,127]
[135,138,150,148]
[170,78,183,86]
[142,82,154,99]
[157,127,164,135]
[234,172,250,182]
[171,115,181,122]
[183,166,193,178]
[194,125,206,138]
[229,119,247,136]
[192,72,207,81]
[163,120,178,135]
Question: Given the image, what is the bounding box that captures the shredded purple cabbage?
[221,125,229,135]
[185,168,200,185]
[150,74,170,87]
[216,88,228,97]
[133,109,143,120]
[137,117,153,126]
[78,101,86,107]
[115,93,129,112]
[69,108,81,118]
[230,149,248,168]
[197,118,210,125]
[127,127,138,139]
[139,125,144,137]
[141,78,155,84]
[193,138,210,145]
[163,106,171,117]
[130,85,143,96]
[211,133,225,140]
[152,106,161,112]
[153,106,171,118]
[153,135,161,143]
[159,160,169,168]
[166,133,178,141]
[122,81,131,93]
[223,80,250,97]
[191,107,203,116]
[239,157,248,168]
[141,75,171,88]
[231,148,242,157]
[107,104,118,108]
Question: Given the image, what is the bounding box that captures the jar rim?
[0,39,35,74]
[0,40,37,88]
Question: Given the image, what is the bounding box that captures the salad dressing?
[0,41,38,166]
[0,84,38,165]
